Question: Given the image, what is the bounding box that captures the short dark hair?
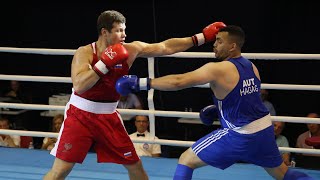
[219,25,245,49]
[97,10,126,35]
[135,115,149,122]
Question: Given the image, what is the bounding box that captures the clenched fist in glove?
[192,22,226,46]
[93,43,129,76]
[199,105,219,126]
[115,75,151,96]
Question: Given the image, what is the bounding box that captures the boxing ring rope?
[1,47,320,155]
[1,75,320,91]
[0,129,319,155]
[1,102,320,124]
[1,47,320,60]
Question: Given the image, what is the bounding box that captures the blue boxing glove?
[115,75,151,96]
[199,105,219,126]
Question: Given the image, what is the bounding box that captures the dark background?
[0,1,319,154]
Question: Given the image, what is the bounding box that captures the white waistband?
[68,92,118,114]
[232,114,272,134]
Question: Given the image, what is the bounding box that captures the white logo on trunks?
[63,143,72,152]
[104,47,117,60]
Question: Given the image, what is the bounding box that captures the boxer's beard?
[215,56,224,62]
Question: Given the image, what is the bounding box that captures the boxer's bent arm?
[71,46,100,94]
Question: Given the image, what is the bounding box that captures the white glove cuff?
[93,60,109,76]
[139,78,150,90]
[195,33,205,46]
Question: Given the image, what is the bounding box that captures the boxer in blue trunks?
[115,25,315,180]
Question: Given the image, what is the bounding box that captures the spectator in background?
[129,115,161,157]
[0,117,20,147]
[41,114,64,151]
[296,112,320,157]
[273,121,290,166]
[117,93,143,109]
[3,80,31,103]
[260,89,276,116]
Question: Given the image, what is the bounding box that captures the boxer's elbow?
[73,83,85,94]
[72,73,98,94]
[72,81,90,94]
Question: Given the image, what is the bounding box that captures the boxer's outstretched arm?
[126,22,226,59]
[127,38,194,59]
[150,63,220,91]
[115,62,223,96]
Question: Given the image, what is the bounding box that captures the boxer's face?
[213,32,233,61]
[109,22,126,45]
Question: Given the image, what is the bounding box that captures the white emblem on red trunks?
[63,143,72,152]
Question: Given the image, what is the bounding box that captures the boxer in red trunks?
[43,10,225,180]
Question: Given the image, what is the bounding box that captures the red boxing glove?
[192,22,226,46]
[93,43,129,76]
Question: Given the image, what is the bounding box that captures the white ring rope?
[0,74,71,83]
[1,47,320,155]
[1,74,320,91]
[1,102,320,124]
[2,47,320,60]
[0,47,75,55]
[0,129,319,155]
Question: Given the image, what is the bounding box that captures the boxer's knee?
[44,158,75,179]
[178,148,205,169]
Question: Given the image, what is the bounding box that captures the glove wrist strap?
[139,78,151,90]
[93,60,109,76]
[192,33,205,46]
